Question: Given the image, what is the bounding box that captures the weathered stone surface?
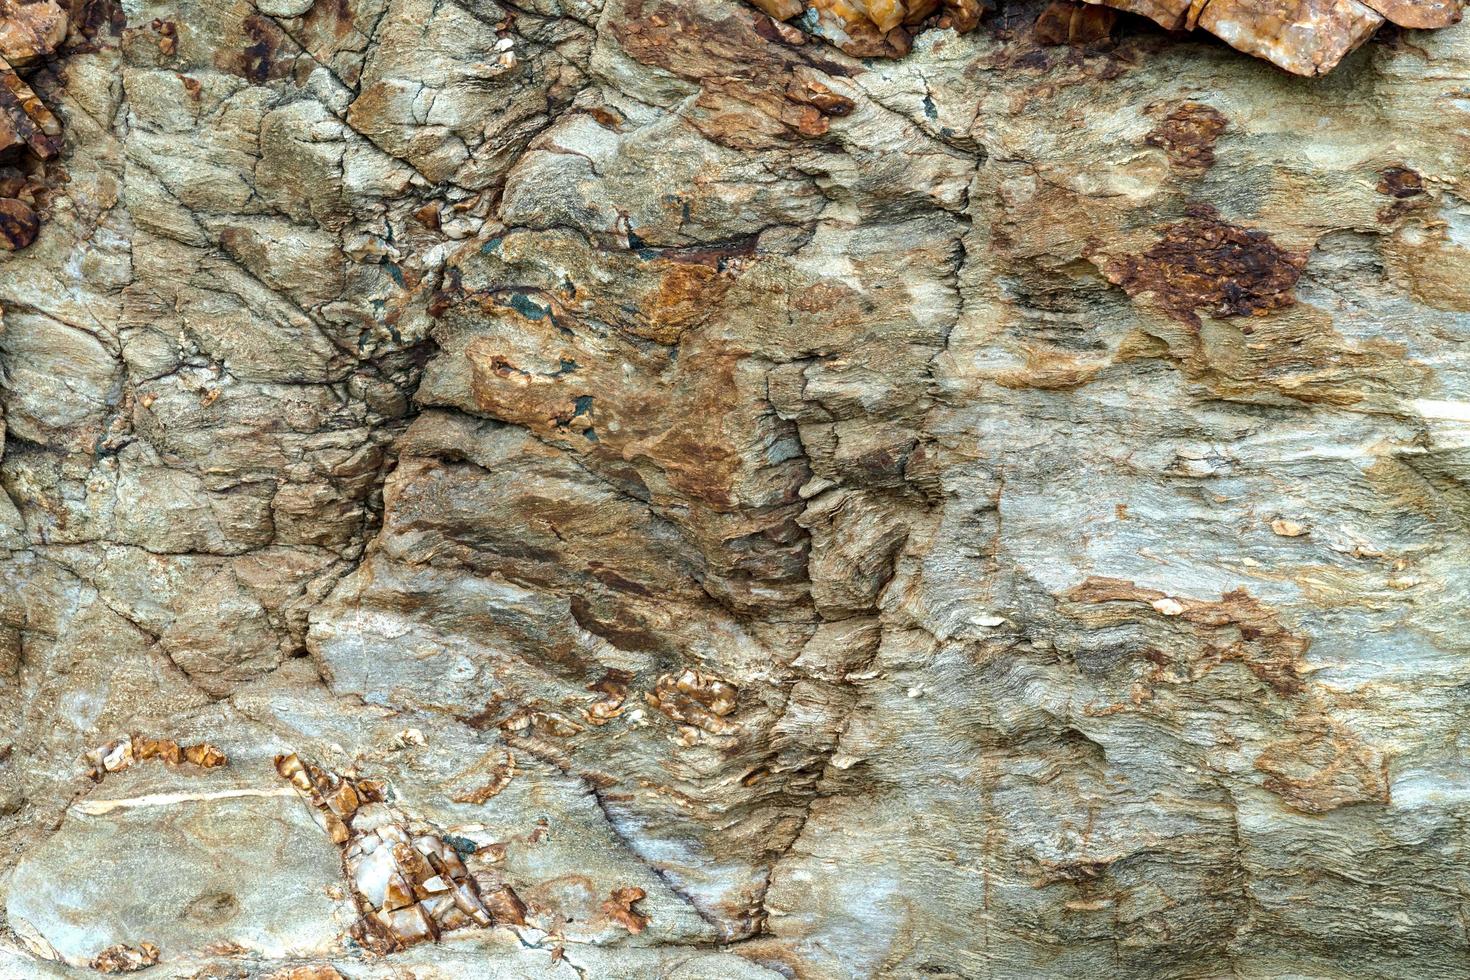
[8,747,352,966]
[744,0,1462,73]
[2,0,1470,976]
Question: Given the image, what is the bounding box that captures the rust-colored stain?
[449,748,517,804]
[1376,165,1424,199]
[1062,576,1309,695]
[1146,102,1229,171]
[1062,577,1392,815]
[215,12,292,84]
[1103,213,1307,325]
[600,886,651,933]
[1254,714,1390,814]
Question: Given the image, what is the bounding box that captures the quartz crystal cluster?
[274,753,511,953]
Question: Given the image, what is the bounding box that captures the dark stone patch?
[1376,165,1423,199]
[1146,102,1228,171]
[1103,210,1306,325]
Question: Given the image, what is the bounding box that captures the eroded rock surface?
[2,0,1470,977]
[747,0,1463,73]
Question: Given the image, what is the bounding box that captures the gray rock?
[8,765,351,966]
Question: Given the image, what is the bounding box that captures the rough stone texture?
[3,0,1470,977]
[748,0,1463,72]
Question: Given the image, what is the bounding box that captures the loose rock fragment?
[748,0,985,58]
[0,0,64,251]
[0,195,35,249]
[89,942,160,973]
[1083,0,1461,74]
[1192,0,1385,76]
[582,670,632,726]
[750,0,1462,73]
[478,884,528,926]
[1270,517,1310,537]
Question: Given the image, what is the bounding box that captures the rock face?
[3,0,1470,977]
[755,0,1464,73]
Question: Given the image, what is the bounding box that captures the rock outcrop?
[2,0,1470,977]
[750,0,1464,72]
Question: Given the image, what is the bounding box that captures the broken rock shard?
[0,54,59,158]
[0,0,65,250]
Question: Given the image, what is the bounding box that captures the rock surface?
[753,0,1464,73]
[3,0,1470,977]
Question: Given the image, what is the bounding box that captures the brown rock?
[1101,213,1308,324]
[748,0,803,18]
[1193,0,1385,75]
[0,55,60,158]
[762,0,1458,72]
[747,0,986,58]
[479,884,529,926]
[0,0,66,68]
[601,886,651,934]
[1035,1,1117,44]
[1359,0,1461,25]
[0,195,36,249]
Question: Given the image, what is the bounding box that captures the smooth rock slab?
[8,771,351,967]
